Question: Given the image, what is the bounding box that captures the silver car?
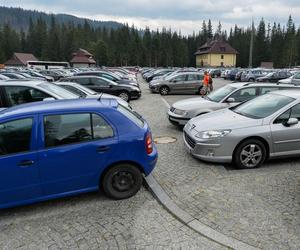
[278,71,300,85]
[183,90,300,169]
[168,82,300,126]
[149,72,203,95]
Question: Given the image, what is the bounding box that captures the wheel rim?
[119,92,129,101]
[160,87,168,95]
[240,144,263,168]
[112,171,135,192]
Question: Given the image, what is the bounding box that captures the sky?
[0,0,299,35]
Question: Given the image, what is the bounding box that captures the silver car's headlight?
[173,109,188,116]
[195,130,231,139]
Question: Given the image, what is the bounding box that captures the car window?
[91,78,109,86]
[92,114,114,139]
[260,87,279,95]
[117,105,144,127]
[76,78,91,86]
[171,75,186,82]
[102,74,115,81]
[44,113,113,148]
[186,74,198,81]
[44,113,92,148]
[274,103,300,124]
[5,86,51,106]
[61,85,86,97]
[294,73,300,79]
[0,118,33,156]
[228,87,257,102]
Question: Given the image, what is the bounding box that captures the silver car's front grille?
[184,132,196,149]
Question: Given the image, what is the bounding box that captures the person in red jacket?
[201,71,210,96]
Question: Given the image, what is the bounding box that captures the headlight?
[195,130,231,139]
[173,108,188,116]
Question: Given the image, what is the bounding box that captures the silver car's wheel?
[159,86,169,95]
[234,139,266,169]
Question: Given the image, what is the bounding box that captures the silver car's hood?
[188,108,263,132]
[173,97,220,110]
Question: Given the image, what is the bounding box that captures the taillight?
[145,133,153,155]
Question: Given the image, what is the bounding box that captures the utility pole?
[248,20,254,68]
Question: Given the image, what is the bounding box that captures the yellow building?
[195,40,238,67]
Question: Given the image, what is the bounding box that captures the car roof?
[270,89,300,99]
[0,80,46,86]
[228,82,300,89]
[0,98,118,120]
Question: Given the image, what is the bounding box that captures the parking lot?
[0,75,299,250]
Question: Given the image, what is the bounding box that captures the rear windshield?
[117,105,144,127]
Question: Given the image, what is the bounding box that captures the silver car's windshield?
[39,83,78,99]
[206,85,237,102]
[232,93,295,119]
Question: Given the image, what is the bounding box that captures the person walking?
[201,71,210,97]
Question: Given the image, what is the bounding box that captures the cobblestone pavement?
[0,185,225,248]
[132,76,300,250]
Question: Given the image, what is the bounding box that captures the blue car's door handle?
[96,146,110,153]
[18,160,35,167]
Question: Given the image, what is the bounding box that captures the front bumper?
[183,131,232,163]
[131,90,142,99]
[149,85,159,93]
[167,111,190,126]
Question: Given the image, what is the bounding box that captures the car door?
[90,78,114,94]
[185,74,202,93]
[38,112,118,195]
[0,117,42,207]
[271,103,300,154]
[169,74,188,93]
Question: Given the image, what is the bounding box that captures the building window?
[221,55,224,59]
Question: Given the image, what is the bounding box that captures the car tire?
[159,86,170,95]
[102,164,143,200]
[249,78,255,82]
[233,139,266,169]
[118,91,130,102]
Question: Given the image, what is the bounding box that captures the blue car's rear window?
[117,105,144,128]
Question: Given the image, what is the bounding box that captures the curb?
[145,174,259,250]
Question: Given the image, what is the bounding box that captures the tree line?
[0,15,299,68]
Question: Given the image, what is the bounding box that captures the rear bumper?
[143,147,158,176]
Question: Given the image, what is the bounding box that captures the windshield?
[232,93,295,119]
[39,83,78,99]
[206,85,237,102]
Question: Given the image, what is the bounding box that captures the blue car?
[0,98,157,209]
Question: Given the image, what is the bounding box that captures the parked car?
[209,69,221,78]
[168,82,300,126]
[59,76,141,102]
[149,72,203,95]
[0,98,157,208]
[240,69,268,82]
[75,71,139,87]
[278,71,300,85]
[226,69,239,81]
[54,81,130,108]
[0,72,26,79]
[0,74,9,80]
[256,71,292,82]
[145,69,174,82]
[183,90,300,168]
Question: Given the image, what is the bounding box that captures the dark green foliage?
[0,8,299,68]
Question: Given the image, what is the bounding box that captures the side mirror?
[171,79,177,83]
[226,97,236,103]
[43,97,55,101]
[284,117,298,126]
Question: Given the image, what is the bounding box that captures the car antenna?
[98,92,103,101]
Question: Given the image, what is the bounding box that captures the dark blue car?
[0,98,157,209]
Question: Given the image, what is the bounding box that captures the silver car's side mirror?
[226,97,235,103]
[285,118,298,126]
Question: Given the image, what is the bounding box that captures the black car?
[256,71,292,83]
[60,76,141,102]
[75,71,139,87]
[210,69,221,78]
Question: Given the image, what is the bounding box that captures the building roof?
[5,53,38,66]
[195,40,238,55]
[70,55,96,64]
